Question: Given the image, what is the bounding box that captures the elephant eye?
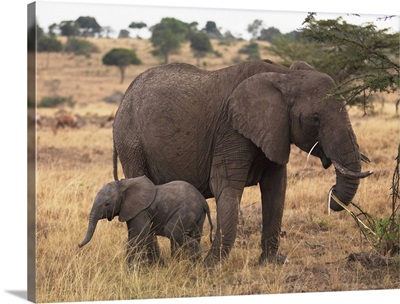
[311,114,320,126]
[104,202,110,207]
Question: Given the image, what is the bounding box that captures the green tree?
[150,18,189,64]
[258,26,282,42]
[247,19,264,40]
[37,36,63,68]
[203,21,222,39]
[59,20,80,37]
[65,38,99,57]
[190,32,213,66]
[129,21,147,38]
[268,35,325,68]
[301,14,399,109]
[102,48,142,83]
[238,41,260,60]
[48,23,58,37]
[76,16,102,37]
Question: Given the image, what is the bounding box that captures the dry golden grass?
[35,38,399,303]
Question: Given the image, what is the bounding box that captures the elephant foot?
[204,252,219,268]
[258,252,289,265]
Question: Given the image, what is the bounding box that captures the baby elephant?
[78,176,213,265]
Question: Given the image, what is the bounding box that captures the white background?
[1,1,399,304]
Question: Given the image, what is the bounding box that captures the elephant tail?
[204,202,213,244]
[113,144,119,181]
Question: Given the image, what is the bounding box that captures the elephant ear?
[118,176,156,222]
[228,72,290,165]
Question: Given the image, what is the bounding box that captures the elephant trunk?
[78,206,101,248]
[328,137,371,211]
[330,171,360,211]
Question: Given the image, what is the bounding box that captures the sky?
[34,0,400,39]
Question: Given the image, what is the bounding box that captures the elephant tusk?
[307,141,319,164]
[332,160,373,179]
[360,153,371,164]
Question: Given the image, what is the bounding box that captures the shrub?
[65,38,99,57]
[38,96,75,108]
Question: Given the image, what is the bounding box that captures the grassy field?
[35,37,399,302]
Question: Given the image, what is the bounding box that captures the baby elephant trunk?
[78,209,100,248]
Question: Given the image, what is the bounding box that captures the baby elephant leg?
[171,232,202,261]
[126,213,162,266]
[184,235,202,261]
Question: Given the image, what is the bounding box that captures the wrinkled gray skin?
[78,176,213,265]
[112,60,372,266]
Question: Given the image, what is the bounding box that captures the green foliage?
[59,20,80,37]
[129,21,147,30]
[218,31,236,46]
[37,36,63,52]
[268,35,321,67]
[258,26,282,42]
[129,21,147,38]
[103,90,124,104]
[76,16,102,37]
[39,96,75,108]
[102,48,141,66]
[150,18,189,63]
[348,146,400,256]
[300,14,399,108]
[65,38,99,57]
[247,19,264,40]
[190,32,213,65]
[203,21,222,39]
[238,41,260,60]
[102,48,141,83]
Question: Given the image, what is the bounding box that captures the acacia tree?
[190,32,213,66]
[102,48,141,83]
[37,35,63,68]
[129,21,147,38]
[300,14,399,110]
[76,16,102,37]
[150,18,189,64]
[301,14,400,256]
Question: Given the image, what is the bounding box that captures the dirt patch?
[38,145,111,169]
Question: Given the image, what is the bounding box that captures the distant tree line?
[33,13,399,110]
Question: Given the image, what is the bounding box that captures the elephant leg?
[171,232,201,262]
[126,213,162,266]
[117,138,147,178]
[259,163,287,264]
[183,235,202,262]
[126,221,150,267]
[205,187,243,266]
[146,235,163,265]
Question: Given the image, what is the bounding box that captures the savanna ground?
[33,37,400,302]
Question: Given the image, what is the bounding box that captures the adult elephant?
[112,59,372,265]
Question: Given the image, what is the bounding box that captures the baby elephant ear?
[118,176,156,222]
[228,72,291,165]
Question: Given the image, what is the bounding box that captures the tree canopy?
[268,13,399,111]
[102,48,141,83]
[203,21,222,39]
[150,17,189,64]
[301,13,399,109]
[76,16,102,37]
[190,31,213,66]
[59,20,80,37]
